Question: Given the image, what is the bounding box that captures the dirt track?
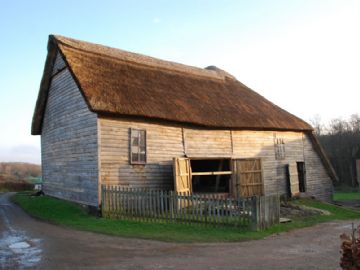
[0,192,356,270]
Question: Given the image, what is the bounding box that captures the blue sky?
[0,0,359,164]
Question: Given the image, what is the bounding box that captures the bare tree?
[317,115,360,188]
[349,114,360,133]
[309,114,324,135]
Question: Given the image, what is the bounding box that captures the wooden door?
[173,157,192,193]
[285,162,300,197]
[233,158,263,197]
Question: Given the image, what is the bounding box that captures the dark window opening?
[297,162,306,192]
[190,159,231,193]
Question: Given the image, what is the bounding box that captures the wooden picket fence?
[101,185,280,230]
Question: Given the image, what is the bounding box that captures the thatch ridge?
[54,35,230,82]
[31,34,313,135]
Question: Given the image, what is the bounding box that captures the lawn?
[13,193,360,243]
[333,192,360,201]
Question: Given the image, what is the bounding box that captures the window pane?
[139,153,146,162]
[132,145,139,154]
[132,129,139,138]
[132,153,139,162]
[132,137,139,146]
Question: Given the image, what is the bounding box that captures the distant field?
[0,162,41,191]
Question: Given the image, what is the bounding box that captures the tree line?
[0,162,41,182]
[310,114,360,187]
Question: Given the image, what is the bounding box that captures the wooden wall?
[231,131,306,196]
[99,118,333,201]
[303,135,333,201]
[99,118,184,189]
[41,51,99,206]
[184,129,232,157]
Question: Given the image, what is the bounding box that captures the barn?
[32,35,336,207]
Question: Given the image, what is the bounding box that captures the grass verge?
[333,192,360,201]
[12,193,360,243]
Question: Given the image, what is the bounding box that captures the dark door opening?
[285,164,292,198]
[190,159,231,193]
[297,162,306,192]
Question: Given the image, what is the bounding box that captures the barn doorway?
[190,159,231,193]
[285,161,306,198]
[172,158,232,195]
[173,158,264,197]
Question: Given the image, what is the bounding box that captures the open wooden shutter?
[286,163,300,197]
[173,157,192,193]
[233,158,263,197]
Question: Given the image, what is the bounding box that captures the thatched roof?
[32,35,312,135]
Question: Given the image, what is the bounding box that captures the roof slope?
[31,35,312,135]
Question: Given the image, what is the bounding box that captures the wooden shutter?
[287,162,300,197]
[173,157,192,193]
[233,158,263,197]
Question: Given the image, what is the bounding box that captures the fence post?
[101,185,105,217]
[169,191,174,222]
[251,196,259,231]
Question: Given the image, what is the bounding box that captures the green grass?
[12,193,360,243]
[333,192,360,201]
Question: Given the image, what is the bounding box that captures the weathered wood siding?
[99,118,183,189]
[232,131,306,197]
[51,52,66,75]
[99,118,333,201]
[183,129,232,157]
[41,52,98,206]
[303,135,333,201]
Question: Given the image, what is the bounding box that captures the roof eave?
[31,35,58,135]
[307,131,339,183]
[96,111,313,132]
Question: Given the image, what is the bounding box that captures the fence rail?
[101,185,279,230]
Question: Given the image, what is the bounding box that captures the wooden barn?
[32,35,336,207]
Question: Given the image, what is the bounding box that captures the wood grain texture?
[302,134,333,201]
[41,52,99,206]
[99,119,332,201]
[99,117,184,190]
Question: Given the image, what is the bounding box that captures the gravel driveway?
[0,192,356,270]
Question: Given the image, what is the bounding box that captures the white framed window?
[130,128,146,164]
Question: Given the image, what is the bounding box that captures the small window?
[130,128,146,164]
[274,135,286,160]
